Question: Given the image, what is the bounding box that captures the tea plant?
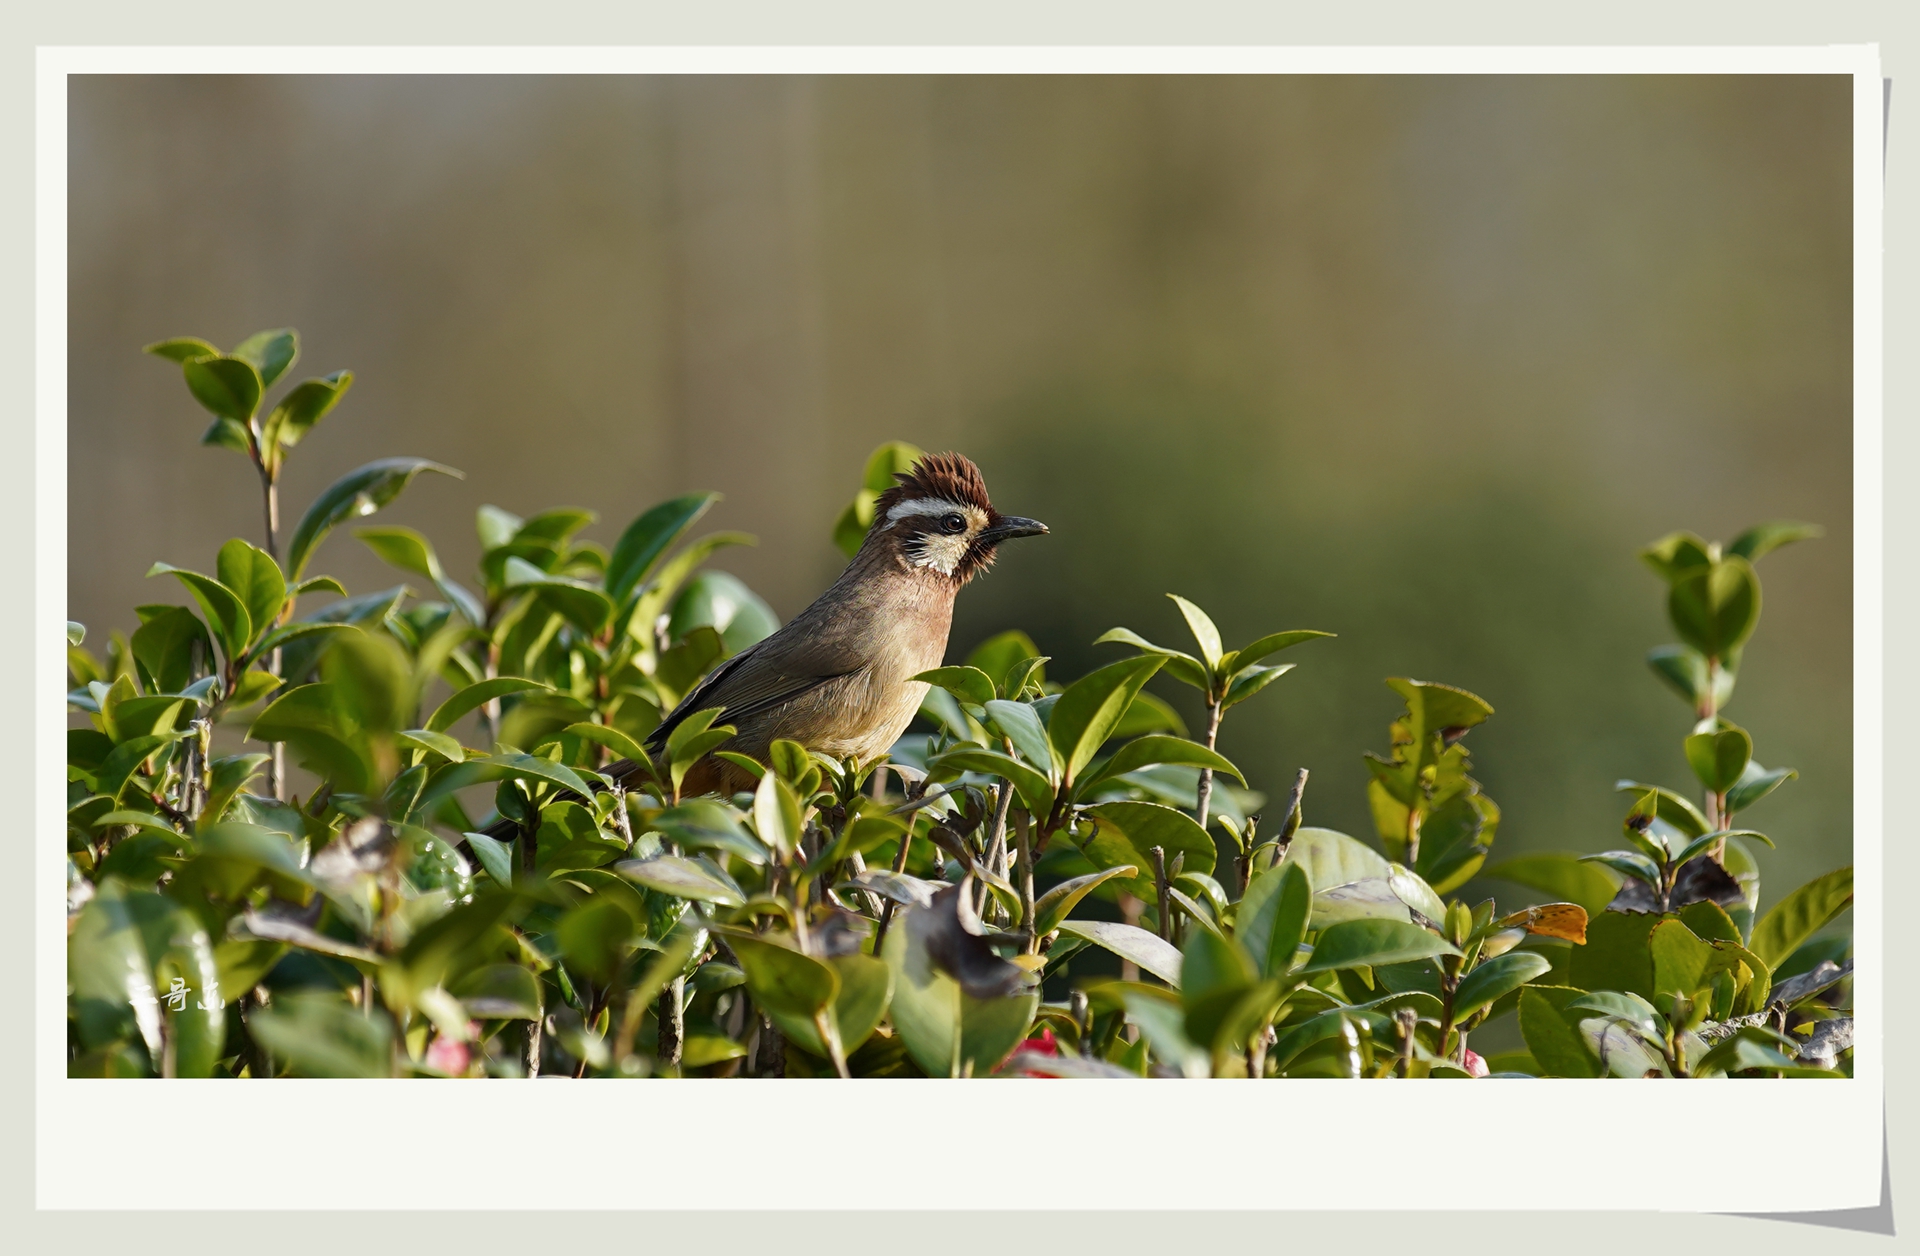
[65,328,1852,1079]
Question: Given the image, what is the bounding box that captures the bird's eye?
[939,514,967,535]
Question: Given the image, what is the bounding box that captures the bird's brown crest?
[874,451,995,520]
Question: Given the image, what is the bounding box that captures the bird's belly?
[758,672,929,765]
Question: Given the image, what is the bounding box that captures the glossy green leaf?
[1092,627,1210,691]
[606,492,720,604]
[231,327,298,388]
[929,747,1054,817]
[1483,852,1622,916]
[982,699,1053,769]
[1224,629,1335,674]
[1518,986,1598,1078]
[1237,861,1312,980]
[463,831,515,886]
[915,665,997,709]
[1084,736,1243,791]
[1083,801,1216,897]
[216,539,286,651]
[426,676,548,734]
[260,371,351,462]
[285,457,462,580]
[182,355,263,422]
[451,963,542,1019]
[1725,763,1797,815]
[883,916,1038,1078]
[1220,663,1295,709]
[144,335,219,363]
[1054,920,1183,986]
[1048,654,1166,785]
[129,606,211,696]
[1453,951,1552,1020]
[250,993,395,1077]
[1727,520,1822,563]
[1180,924,1257,1049]
[1302,919,1458,972]
[752,769,803,857]
[1668,556,1760,660]
[1167,594,1223,670]
[1684,724,1752,793]
[1031,865,1137,936]
[966,629,1045,695]
[1751,866,1853,971]
[615,854,744,906]
[1569,910,1660,999]
[147,562,250,663]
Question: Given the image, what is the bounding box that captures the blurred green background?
[66,74,1853,902]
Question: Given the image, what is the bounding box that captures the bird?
[480,451,1046,839]
[648,451,1047,797]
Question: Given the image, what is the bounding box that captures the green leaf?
[226,669,284,709]
[1083,735,1242,791]
[216,538,286,651]
[1083,801,1216,896]
[1048,654,1166,785]
[146,562,250,664]
[1612,780,1712,840]
[260,371,352,462]
[728,932,837,1021]
[982,699,1053,771]
[285,457,462,580]
[397,729,465,763]
[1640,531,1714,582]
[502,558,615,637]
[451,963,542,1019]
[68,878,166,1055]
[1684,724,1752,793]
[416,752,594,814]
[1387,676,1494,739]
[1031,865,1137,936]
[1668,556,1760,660]
[426,676,549,734]
[1167,594,1223,670]
[615,854,744,906]
[67,620,86,646]
[1727,520,1822,563]
[1481,854,1618,917]
[129,606,211,695]
[1224,629,1335,674]
[230,327,298,388]
[1645,644,1733,710]
[1302,919,1458,972]
[144,335,219,363]
[1518,987,1598,1078]
[563,722,648,764]
[1054,920,1183,986]
[883,916,1037,1078]
[1750,866,1853,971]
[463,831,516,886]
[1726,763,1797,815]
[751,769,804,857]
[1453,951,1552,1020]
[928,747,1055,818]
[1180,924,1257,1050]
[667,570,779,654]
[1092,627,1210,691]
[606,492,721,604]
[1220,663,1295,710]
[966,630,1044,695]
[1569,910,1661,999]
[96,731,190,801]
[182,355,263,422]
[1236,861,1312,980]
[249,993,394,1077]
[200,416,251,454]
[914,665,997,709]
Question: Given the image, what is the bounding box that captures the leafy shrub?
[66,328,1853,1079]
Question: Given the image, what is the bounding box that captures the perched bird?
[646,451,1047,797]
[477,451,1046,843]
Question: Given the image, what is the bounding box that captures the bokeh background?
[66,74,1854,903]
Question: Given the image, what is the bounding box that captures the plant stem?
[1194,699,1223,830]
[1150,845,1171,941]
[657,979,684,1070]
[1015,811,1036,951]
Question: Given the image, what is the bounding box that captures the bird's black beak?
[981,516,1049,544]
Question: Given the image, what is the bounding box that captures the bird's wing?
[644,631,860,754]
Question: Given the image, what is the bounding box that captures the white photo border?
[36,43,1883,1213]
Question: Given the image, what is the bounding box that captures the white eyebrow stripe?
[883,497,967,528]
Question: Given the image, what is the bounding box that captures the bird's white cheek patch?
[909,532,970,575]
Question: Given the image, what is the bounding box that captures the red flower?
[1018,1027,1060,1057]
[1462,1048,1489,1078]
